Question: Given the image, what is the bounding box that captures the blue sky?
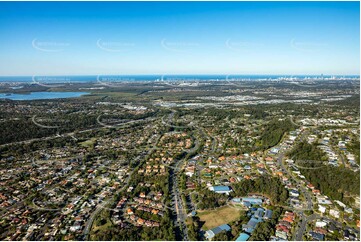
[0,1,359,76]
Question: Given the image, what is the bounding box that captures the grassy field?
[197,205,241,230]
[89,218,113,240]
[79,138,97,148]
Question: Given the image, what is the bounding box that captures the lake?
[0,92,89,100]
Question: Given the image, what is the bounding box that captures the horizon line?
[0,74,360,77]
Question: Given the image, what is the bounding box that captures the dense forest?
[195,189,228,210]
[288,141,360,205]
[302,165,360,205]
[0,114,97,145]
[287,141,327,161]
[259,118,297,150]
[0,110,157,145]
[232,176,289,205]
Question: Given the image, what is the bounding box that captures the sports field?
[197,205,241,230]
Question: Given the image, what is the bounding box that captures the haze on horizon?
[0,1,359,76]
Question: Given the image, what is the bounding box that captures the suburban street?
[274,129,315,241]
[83,132,162,239]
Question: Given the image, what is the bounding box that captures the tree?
[232,176,289,205]
[213,231,232,241]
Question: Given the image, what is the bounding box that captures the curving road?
[294,213,319,241]
[83,132,162,239]
[273,127,315,241]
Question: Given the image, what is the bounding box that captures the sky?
[0,1,359,76]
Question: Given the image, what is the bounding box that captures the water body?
[0,92,89,100]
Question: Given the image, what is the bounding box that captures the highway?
[169,141,197,240]
[172,169,189,241]
[165,111,202,240]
